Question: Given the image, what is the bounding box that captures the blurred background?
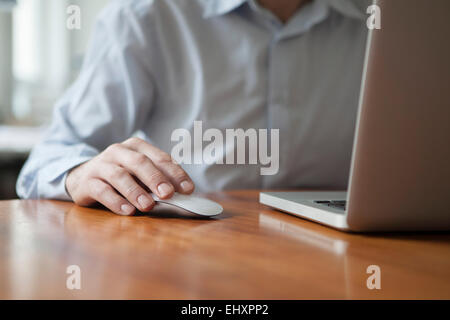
[0,0,109,199]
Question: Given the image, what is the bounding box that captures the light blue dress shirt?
[17,0,369,200]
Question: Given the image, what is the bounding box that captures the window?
[0,0,109,126]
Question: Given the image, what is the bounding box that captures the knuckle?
[105,143,121,155]
[169,166,188,181]
[125,137,143,146]
[93,183,109,199]
[174,173,189,183]
[124,183,140,198]
[154,152,172,164]
[148,171,166,185]
[109,166,127,180]
[131,153,148,166]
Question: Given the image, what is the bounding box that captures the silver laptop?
[260,0,450,232]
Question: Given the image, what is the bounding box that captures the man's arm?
[16,2,194,215]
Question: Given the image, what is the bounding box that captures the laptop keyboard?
[314,200,347,211]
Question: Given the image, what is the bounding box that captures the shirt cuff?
[40,155,95,201]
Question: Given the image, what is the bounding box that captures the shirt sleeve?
[16,2,156,200]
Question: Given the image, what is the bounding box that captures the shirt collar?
[318,0,367,20]
[276,0,330,38]
[202,0,366,21]
[202,0,248,18]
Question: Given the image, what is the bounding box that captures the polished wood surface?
[1,190,449,299]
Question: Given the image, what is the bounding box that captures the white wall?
[0,11,13,122]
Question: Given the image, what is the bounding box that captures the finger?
[101,163,155,212]
[123,138,195,194]
[103,143,174,199]
[88,178,135,216]
[153,160,194,194]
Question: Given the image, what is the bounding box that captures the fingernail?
[120,204,134,215]
[137,195,152,209]
[157,183,173,198]
[180,180,194,192]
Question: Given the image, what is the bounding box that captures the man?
[17,0,369,215]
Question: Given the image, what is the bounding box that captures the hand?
[65,137,195,215]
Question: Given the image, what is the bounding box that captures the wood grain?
[0,190,449,299]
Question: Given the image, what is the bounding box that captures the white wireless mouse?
[151,192,223,217]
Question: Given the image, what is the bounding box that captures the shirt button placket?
[264,33,287,188]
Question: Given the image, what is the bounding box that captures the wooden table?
[1,190,449,299]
